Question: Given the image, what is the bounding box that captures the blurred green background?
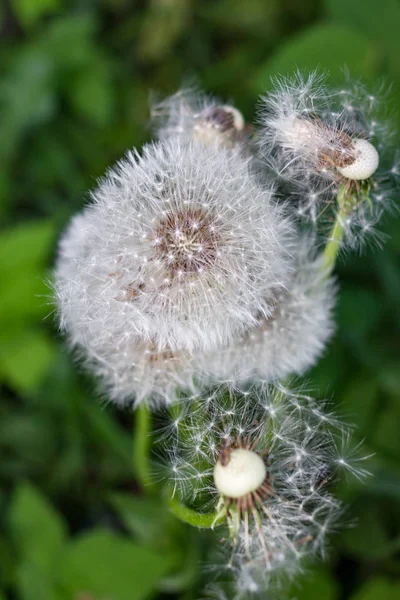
[0,0,400,599]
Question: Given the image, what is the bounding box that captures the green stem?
[322,185,349,275]
[133,404,155,492]
[162,397,223,529]
[167,491,225,529]
[132,401,225,528]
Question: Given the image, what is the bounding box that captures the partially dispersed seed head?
[336,138,379,180]
[219,105,245,131]
[193,105,245,145]
[281,117,320,151]
[213,448,267,499]
[260,72,394,251]
[285,119,380,181]
[152,90,249,150]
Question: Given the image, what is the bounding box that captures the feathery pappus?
[197,235,335,386]
[160,384,369,595]
[54,136,296,406]
[151,88,252,149]
[259,71,398,249]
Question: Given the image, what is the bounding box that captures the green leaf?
[0,328,56,393]
[339,499,391,560]
[16,562,63,600]
[60,529,173,600]
[67,64,116,126]
[0,219,57,324]
[11,0,61,29]
[252,23,379,92]
[109,493,177,548]
[291,567,338,600]
[372,403,400,458]
[0,219,56,277]
[339,375,378,431]
[350,577,400,600]
[109,493,201,593]
[8,483,67,573]
[110,494,164,543]
[324,0,400,75]
[41,15,97,70]
[0,535,15,586]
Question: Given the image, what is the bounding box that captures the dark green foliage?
[0,1,399,598]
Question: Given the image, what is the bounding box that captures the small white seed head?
[192,105,245,146]
[213,448,267,499]
[221,105,245,131]
[337,138,379,180]
[152,90,247,148]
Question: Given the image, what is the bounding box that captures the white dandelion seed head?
[192,103,245,147]
[260,71,380,183]
[84,337,197,408]
[259,71,396,249]
[55,210,198,408]
[152,89,248,148]
[161,384,368,592]
[197,234,336,384]
[55,137,295,366]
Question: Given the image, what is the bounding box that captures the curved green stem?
[322,179,374,276]
[132,401,226,528]
[322,185,349,275]
[322,211,346,274]
[133,404,156,492]
[167,491,226,529]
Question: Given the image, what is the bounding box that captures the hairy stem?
[133,404,155,492]
[322,185,350,275]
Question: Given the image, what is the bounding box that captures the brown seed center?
[153,208,219,276]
